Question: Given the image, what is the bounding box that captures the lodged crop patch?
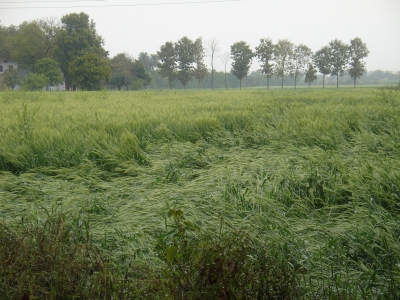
[0,88,399,299]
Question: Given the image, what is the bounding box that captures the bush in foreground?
[0,209,302,299]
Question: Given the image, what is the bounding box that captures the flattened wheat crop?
[0,88,399,299]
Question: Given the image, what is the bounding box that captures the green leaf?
[166,246,178,262]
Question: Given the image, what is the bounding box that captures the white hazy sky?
[0,0,399,72]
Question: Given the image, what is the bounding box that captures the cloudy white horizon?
[1,0,399,73]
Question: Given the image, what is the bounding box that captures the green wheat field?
[0,88,399,299]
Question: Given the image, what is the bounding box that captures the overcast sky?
[1,0,399,73]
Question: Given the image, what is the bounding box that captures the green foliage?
[313,46,331,88]
[230,41,254,89]
[35,57,63,88]
[110,53,134,90]
[175,36,196,89]
[0,89,399,298]
[328,39,350,88]
[157,41,177,89]
[22,73,48,91]
[193,37,208,89]
[255,38,274,88]
[274,39,294,89]
[0,210,112,299]
[11,21,47,69]
[131,60,148,86]
[139,52,156,72]
[68,52,111,90]
[304,63,318,87]
[291,44,312,88]
[53,12,107,89]
[130,78,145,91]
[157,208,300,299]
[0,24,17,61]
[3,68,20,89]
[348,37,369,88]
[109,54,148,90]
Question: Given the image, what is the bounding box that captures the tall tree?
[53,12,107,90]
[131,59,149,89]
[230,41,253,89]
[35,57,63,90]
[36,17,60,58]
[175,36,196,90]
[273,39,294,89]
[1,18,59,70]
[157,41,177,89]
[255,38,274,89]
[291,44,312,89]
[193,37,208,89]
[328,39,349,88]
[220,52,230,90]
[110,53,149,90]
[110,53,134,90]
[137,52,153,89]
[348,37,369,88]
[206,38,220,90]
[138,52,151,72]
[68,52,111,90]
[150,54,159,71]
[12,21,47,69]
[313,46,331,89]
[304,63,317,88]
[0,25,17,61]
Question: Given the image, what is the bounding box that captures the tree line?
[0,12,370,91]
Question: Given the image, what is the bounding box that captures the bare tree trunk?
[225,68,227,90]
[294,75,297,89]
[267,76,269,89]
[211,66,214,90]
[323,74,325,89]
[281,75,284,89]
[337,73,339,88]
[240,79,242,89]
[207,38,220,90]
[354,77,356,88]
[220,51,230,91]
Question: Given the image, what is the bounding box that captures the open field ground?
[0,88,399,299]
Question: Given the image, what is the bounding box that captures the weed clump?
[0,212,112,299]
[156,208,301,299]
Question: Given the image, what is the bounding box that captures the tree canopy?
[157,41,177,89]
[291,44,312,89]
[110,53,134,90]
[304,63,317,88]
[348,37,369,88]
[255,38,274,89]
[231,41,253,89]
[328,39,349,88]
[53,12,107,90]
[68,52,111,90]
[35,57,63,89]
[193,38,208,89]
[175,36,196,89]
[273,39,294,89]
[313,46,331,88]
[0,12,373,91]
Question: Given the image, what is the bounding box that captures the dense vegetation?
[0,88,399,299]
[0,11,374,91]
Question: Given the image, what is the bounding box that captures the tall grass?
[0,88,399,298]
